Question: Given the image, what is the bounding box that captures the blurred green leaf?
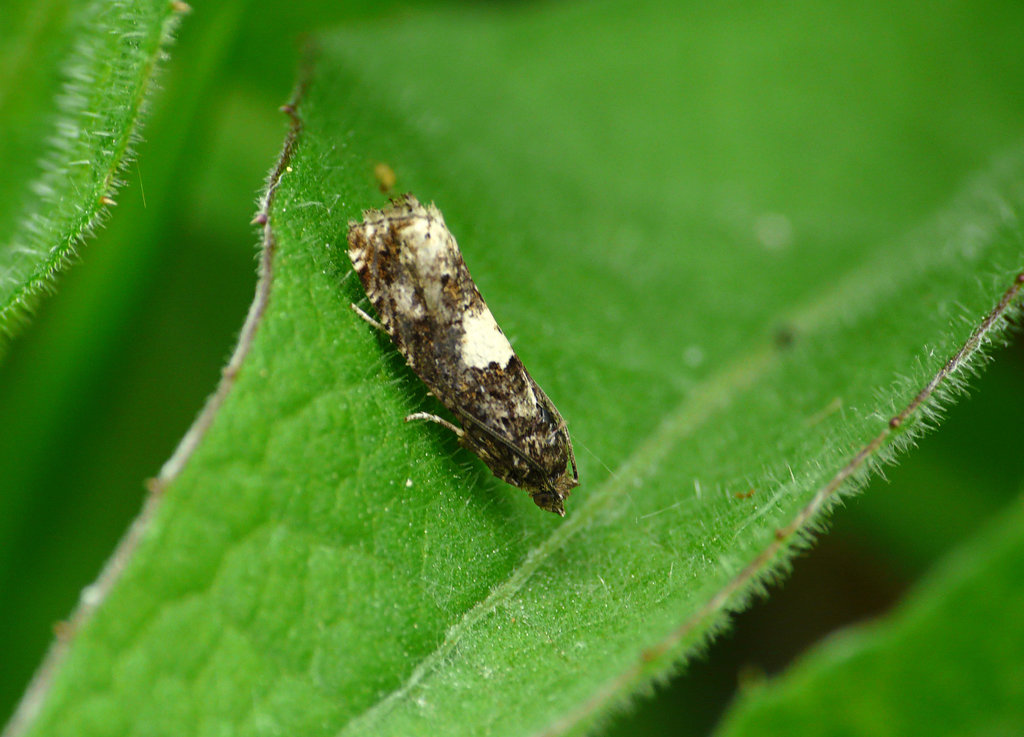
[0,0,258,714]
[715,495,1024,737]
[0,0,184,342]
[7,1,1024,736]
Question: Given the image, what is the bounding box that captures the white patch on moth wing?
[348,246,367,270]
[346,223,372,267]
[522,376,539,408]
[406,216,451,267]
[392,280,423,318]
[397,214,458,311]
[356,220,378,241]
[423,200,448,228]
[460,307,514,369]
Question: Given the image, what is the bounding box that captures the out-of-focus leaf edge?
[0,2,188,347]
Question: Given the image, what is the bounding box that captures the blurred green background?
[2,0,1023,733]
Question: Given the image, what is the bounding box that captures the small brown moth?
[346,194,578,515]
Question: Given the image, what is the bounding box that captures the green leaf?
[0,0,184,342]
[715,495,1024,737]
[7,1,1024,735]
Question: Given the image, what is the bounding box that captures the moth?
[346,194,578,515]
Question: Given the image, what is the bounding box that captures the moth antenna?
[574,436,616,481]
[457,411,549,477]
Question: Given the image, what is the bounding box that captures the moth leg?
[405,412,465,438]
[350,302,385,332]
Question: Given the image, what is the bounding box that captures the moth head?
[530,471,579,517]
